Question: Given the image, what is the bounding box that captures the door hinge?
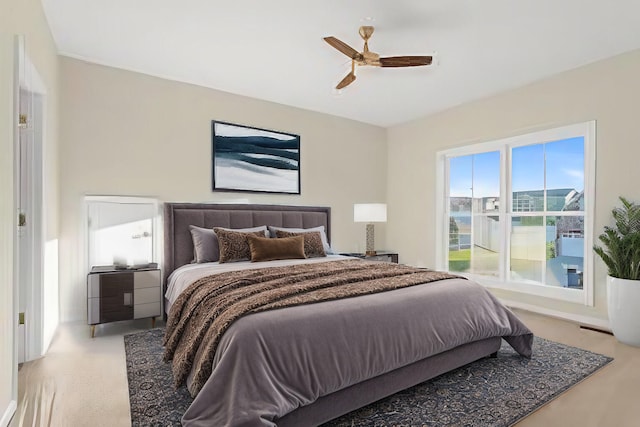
[18,212,26,227]
[18,114,28,128]
[19,312,25,325]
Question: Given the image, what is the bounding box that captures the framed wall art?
[212,121,301,194]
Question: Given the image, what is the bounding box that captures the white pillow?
[267,225,333,254]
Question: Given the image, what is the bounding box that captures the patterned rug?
[124,329,612,426]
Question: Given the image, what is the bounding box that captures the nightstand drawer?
[88,298,100,324]
[135,286,161,304]
[134,302,161,319]
[100,274,133,297]
[134,270,161,289]
[88,274,100,298]
[101,298,133,323]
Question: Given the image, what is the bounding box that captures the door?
[15,38,46,363]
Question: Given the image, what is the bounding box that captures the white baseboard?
[499,298,611,331]
[1,400,16,427]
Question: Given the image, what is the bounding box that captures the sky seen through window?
[449,137,585,199]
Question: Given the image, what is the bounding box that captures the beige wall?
[387,48,640,322]
[0,0,60,421]
[58,58,388,322]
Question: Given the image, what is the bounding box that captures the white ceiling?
[42,0,640,127]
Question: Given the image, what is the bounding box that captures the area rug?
[124,329,612,426]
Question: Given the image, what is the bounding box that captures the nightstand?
[340,251,399,263]
[87,266,162,338]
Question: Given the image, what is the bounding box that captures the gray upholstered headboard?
[163,203,331,288]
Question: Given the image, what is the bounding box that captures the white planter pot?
[607,275,640,347]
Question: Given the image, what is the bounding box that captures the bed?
[162,203,533,426]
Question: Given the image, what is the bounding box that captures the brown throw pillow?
[214,228,267,263]
[247,235,306,262]
[190,225,268,263]
[275,230,326,258]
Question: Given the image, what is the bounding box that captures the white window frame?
[436,121,596,306]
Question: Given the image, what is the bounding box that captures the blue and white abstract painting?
[212,121,300,194]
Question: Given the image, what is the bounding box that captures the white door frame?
[16,36,47,362]
[0,32,19,427]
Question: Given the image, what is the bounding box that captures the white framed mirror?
[85,196,161,269]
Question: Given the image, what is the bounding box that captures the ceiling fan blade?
[336,72,356,89]
[379,56,433,67]
[324,36,361,59]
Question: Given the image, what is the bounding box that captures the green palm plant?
[594,197,640,280]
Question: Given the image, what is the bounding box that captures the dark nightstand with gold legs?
[88,266,162,338]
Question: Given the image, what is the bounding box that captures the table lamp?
[354,203,387,256]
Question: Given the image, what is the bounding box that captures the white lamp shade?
[354,203,387,223]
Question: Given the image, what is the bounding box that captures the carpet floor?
[124,329,612,426]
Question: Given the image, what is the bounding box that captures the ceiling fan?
[324,26,433,90]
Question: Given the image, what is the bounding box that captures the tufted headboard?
[162,203,331,288]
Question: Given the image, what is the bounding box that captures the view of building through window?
[447,136,585,290]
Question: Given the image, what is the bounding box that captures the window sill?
[459,273,587,305]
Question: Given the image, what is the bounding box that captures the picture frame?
[211,121,301,194]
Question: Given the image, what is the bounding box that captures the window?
[437,121,595,305]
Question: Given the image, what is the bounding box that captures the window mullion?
[470,155,475,273]
[442,156,451,271]
[501,145,510,283]
[541,144,548,285]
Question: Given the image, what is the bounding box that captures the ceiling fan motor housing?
[359,51,380,66]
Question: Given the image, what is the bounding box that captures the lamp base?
[365,223,376,256]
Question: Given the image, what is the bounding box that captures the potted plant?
[593,196,640,346]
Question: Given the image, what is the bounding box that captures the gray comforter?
[180,268,533,426]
